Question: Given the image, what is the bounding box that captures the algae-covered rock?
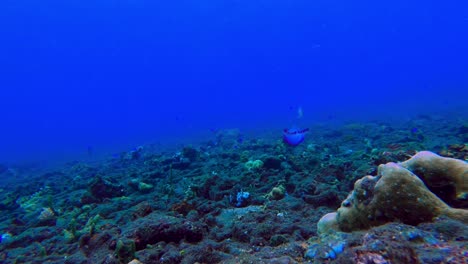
[318,151,468,234]
[87,176,125,201]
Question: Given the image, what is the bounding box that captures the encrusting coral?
[318,151,468,234]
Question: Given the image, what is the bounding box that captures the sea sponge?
[318,151,468,234]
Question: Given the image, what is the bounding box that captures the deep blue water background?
[1,0,467,164]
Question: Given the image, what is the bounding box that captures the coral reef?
[0,116,467,263]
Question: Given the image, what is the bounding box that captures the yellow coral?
[265,185,286,200]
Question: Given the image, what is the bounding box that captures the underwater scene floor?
[0,114,467,264]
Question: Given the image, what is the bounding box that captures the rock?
[123,213,205,250]
[269,234,289,246]
[87,176,125,201]
[302,190,339,208]
[78,231,115,261]
[263,157,282,170]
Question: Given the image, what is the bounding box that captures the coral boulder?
[318,151,468,234]
[401,151,468,207]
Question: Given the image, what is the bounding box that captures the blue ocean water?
[1,0,467,164]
